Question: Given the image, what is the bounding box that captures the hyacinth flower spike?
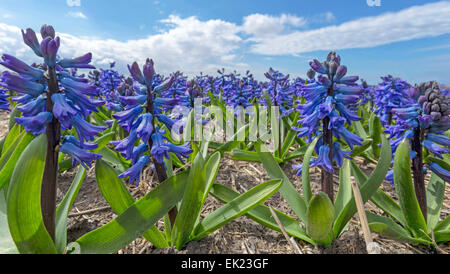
[293,52,363,201]
[0,24,105,240]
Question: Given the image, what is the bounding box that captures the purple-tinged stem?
[41,67,61,241]
[146,85,178,227]
[411,127,426,220]
[321,78,334,202]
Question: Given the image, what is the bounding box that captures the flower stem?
[411,127,427,220]
[146,85,178,227]
[41,67,61,241]
[321,79,334,202]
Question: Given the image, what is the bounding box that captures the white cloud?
[0,16,247,77]
[249,1,450,55]
[241,13,306,36]
[66,0,81,7]
[68,11,87,19]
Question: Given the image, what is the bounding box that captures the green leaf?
[55,166,86,254]
[333,135,392,237]
[2,124,21,155]
[349,139,373,157]
[172,153,206,249]
[369,113,382,158]
[258,151,307,223]
[301,137,319,203]
[193,179,282,240]
[0,189,18,254]
[393,140,428,237]
[435,215,450,231]
[306,192,335,245]
[434,229,450,243]
[91,132,115,153]
[8,107,21,130]
[350,161,406,227]
[367,212,431,245]
[334,159,352,217]
[0,132,34,190]
[210,184,314,244]
[283,145,308,162]
[232,149,282,163]
[426,173,445,231]
[72,169,189,254]
[279,113,299,159]
[96,147,127,173]
[95,159,169,249]
[6,134,57,254]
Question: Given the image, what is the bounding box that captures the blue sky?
[0,0,449,84]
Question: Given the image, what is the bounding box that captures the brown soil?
[1,110,448,254]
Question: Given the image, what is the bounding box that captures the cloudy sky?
[0,0,449,84]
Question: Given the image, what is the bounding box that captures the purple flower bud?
[63,135,98,150]
[110,129,138,160]
[21,28,42,57]
[51,93,79,129]
[40,24,55,39]
[15,112,52,135]
[58,53,96,69]
[332,142,352,168]
[60,141,101,169]
[426,133,450,147]
[313,145,334,173]
[134,113,153,143]
[428,162,450,182]
[143,58,155,86]
[422,140,450,159]
[127,62,145,85]
[131,143,148,165]
[0,54,44,80]
[112,105,143,131]
[154,75,176,94]
[309,59,328,74]
[17,95,46,117]
[40,36,60,67]
[72,114,107,143]
[167,142,193,164]
[1,71,44,97]
[119,155,150,185]
[119,95,147,108]
[333,65,347,81]
[150,128,170,164]
[61,77,99,96]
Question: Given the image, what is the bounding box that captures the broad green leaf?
[210,184,314,244]
[333,135,392,237]
[435,215,450,231]
[72,169,189,254]
[301,137,319,203]
[6,134,57,254]
[334,159,352,217]
[172,153,206,249]
[232,149,282,163]
[367,212,431,245]
[369,113,382,158]
[193,179,282,240]
[92,132,115,153]
[55,166,86,253]
[201,152,221,204]
[0,189,18,254]
[8,107,21,130]
[393,140,427,238]
[279,113,299,159]
[434,229,450,243]
[349,139,373,157]
[306,192,335,245]
[0,132,34,190]
[96,147,127,173]
[95,159,169,249]
[258,151,307,223]
[58,157,74,173]
[283,145,308,162]
[353,121,368,139]
[2,124,21,155]
[350,161,406,227]
[426,173,445,230]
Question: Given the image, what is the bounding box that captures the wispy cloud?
[241,14,306,36]
[249,1,450,55]
[68,11,87,19]
[66,0,81,7]
[411,43,450,53]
